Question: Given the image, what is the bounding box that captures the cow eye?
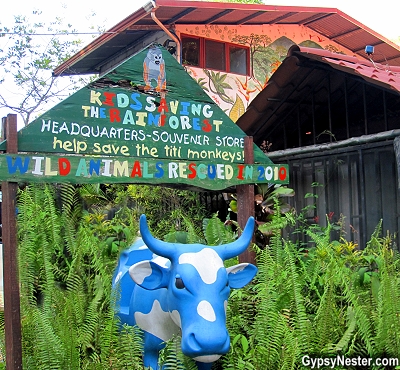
[175,277,185,289]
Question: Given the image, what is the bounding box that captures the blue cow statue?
[112,214,257,370]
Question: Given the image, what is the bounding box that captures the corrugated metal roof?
[53,0,400,76]
[325,58,400,91]
[236,45,400,146]
[293,46,400,92]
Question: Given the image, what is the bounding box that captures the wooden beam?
[2,114,23,369]
[237,136,256,264]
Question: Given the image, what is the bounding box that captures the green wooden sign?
[0,44,288,190]
[1,154,288,190]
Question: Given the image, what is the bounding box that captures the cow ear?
[129,261,169,290]
[226,263,258,289]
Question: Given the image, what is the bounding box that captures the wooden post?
[237,136,256,264]
[2,114,23,369]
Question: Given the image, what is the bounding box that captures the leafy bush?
[221,211,400,369]
[11,183,142,369]
[1,184,399,369]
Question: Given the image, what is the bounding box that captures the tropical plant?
[108,184,208,240]
[2,184,400,369]
[220,209,400,370]
[10,183,142,369]
[159,335,197,370]
[228,185,295,249]
[254,183,295,222]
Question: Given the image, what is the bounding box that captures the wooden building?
[237,45,400,248]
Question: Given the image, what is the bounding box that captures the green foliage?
[255,184,295,220]
[2,183,400,369]
[221,209,400,369]
[203,213,236,246]
[14,183,143,369]
[159,335,197,370]
[108,184,208,240]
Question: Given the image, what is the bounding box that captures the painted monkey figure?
[143,46,166,92]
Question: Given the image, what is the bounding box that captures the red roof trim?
[289,45,400,93]
[290,45,400,74]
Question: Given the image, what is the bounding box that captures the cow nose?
[186,330,230,355]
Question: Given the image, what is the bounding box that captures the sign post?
[1,114,23,369]
[237,136,256,264]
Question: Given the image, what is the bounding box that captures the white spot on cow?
[171,309,182,328]
[114,271,123,284]
[197,300,216,322]
[193,354,221,362]
[152,255,170,268]
[129,261,152,284]
[135,300,180,342]
[138,244,147,250]
[179,248,223,284]
[226,263,249,274]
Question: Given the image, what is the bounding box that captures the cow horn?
[218,216,255,260]
[139,214,177,258]
[140,214,255,261]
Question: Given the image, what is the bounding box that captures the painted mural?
[176,24,350,122]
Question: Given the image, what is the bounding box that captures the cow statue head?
[113,214,257,370]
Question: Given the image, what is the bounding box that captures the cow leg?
[195,361,213,370]
[143,331,165,370]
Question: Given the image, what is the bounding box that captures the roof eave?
[52,0,400,76]
[53,1,155,76]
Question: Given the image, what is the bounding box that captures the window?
[181,35,249,75]
[229,46,247,75]
[205,40,225,70]
[181,37,200,66]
